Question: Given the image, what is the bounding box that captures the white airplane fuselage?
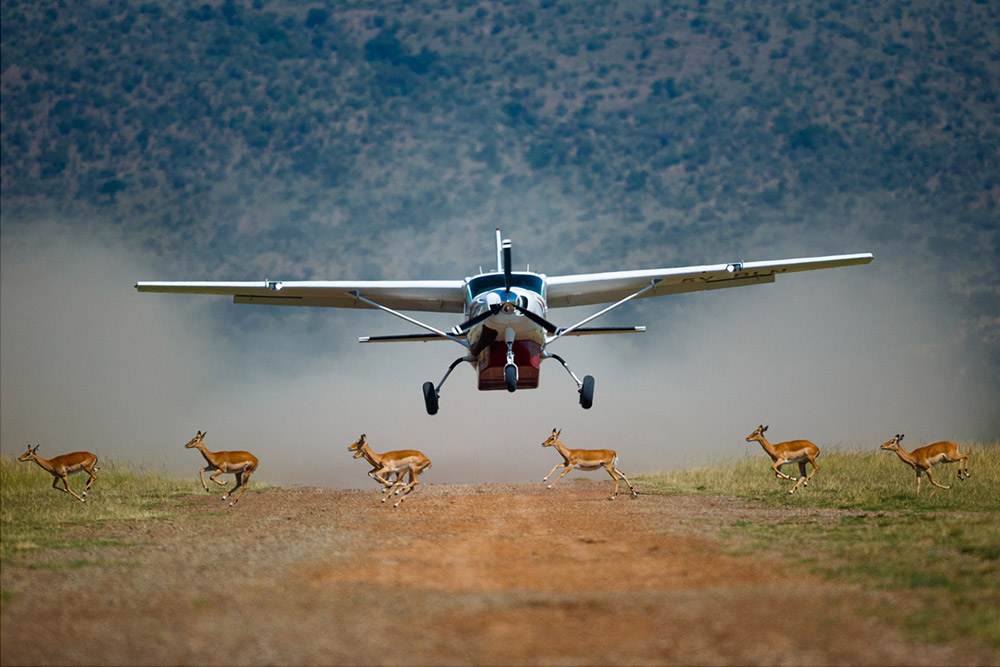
[464,273,549,390]
[467,280,547,343]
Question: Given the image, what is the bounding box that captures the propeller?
[452,302,560,336]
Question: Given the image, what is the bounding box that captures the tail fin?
[495,228,503,272]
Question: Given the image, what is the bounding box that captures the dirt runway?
[1,482,993,665]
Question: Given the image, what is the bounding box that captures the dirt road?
[1,482,993,665]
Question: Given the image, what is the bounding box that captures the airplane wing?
[134,280,468,313]
[544,253,873,308]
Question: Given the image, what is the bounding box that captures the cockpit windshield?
[467,273,544,299]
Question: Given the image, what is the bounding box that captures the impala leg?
[393,470,421,508]
[614,466,639,498]
[208,469,228,486]
[223,471,243,503]
[802,456,820,488]
[371,470,395,488]
[57,475,86,503]
[925,467,950,491]
[395,462,431,507]
[83,467,98,496]
[957,454,971,479]
[772,461,796,482]
[392,469,413,497]
[915,470,922,494]
[198,468,211,491]
[542,463,564,482]
[376,467,403,503]
[227,471,251,506]
[602,464,621,500]
[369,469,395,489]
[546,465,576,490]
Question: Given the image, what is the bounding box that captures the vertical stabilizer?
[495,228,503,272]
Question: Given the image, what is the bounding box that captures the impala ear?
[763,425,769,432]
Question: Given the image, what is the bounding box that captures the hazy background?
[2,0,997,488]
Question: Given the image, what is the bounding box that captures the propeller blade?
[502,239,512,295]
[452,304,501,335]
[511,303,560,334]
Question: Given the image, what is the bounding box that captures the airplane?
[136,230,872,415]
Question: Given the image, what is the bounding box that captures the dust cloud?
[2,224,996,490]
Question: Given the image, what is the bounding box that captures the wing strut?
[348,291,469,347]
[547,279,661,344]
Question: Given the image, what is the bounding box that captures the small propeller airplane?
[136,230,872,415]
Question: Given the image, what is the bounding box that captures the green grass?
[637,442,1000,650]
[638,443,1000,511]
[0,456,197,563]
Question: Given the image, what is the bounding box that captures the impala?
[745,424,820,494]
[880,434,970,493]
[184,431,259,506]
[540,428,637,500]
[348,434,432,507]
[17,445,99,503]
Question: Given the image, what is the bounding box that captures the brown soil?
[1,482,995,666]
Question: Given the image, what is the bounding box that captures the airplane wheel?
[504,364,517,393]
[422,382,439,415]
[579,375,595,409]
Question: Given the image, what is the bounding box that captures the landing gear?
[422,381,439,416]
[579,375,595,410]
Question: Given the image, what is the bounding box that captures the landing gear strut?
[545,352,595,410]
[504,327,517,393]
[423,355,473,416]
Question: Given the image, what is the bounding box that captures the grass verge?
[637,442,1000,650]
[0,456,198,563]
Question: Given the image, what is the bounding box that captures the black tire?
[422,381,439,415]
[504,364,517,393]
[579,375,595,409]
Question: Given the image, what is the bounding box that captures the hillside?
[2,1,997,276]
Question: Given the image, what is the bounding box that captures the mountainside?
[2,0,997,277]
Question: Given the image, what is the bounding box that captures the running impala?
[745,424,820,494]
[348,434,431,508]
[880,434,970,493]
[17,445,99,503]
[184,431,259,506]
[540,428,637,500]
